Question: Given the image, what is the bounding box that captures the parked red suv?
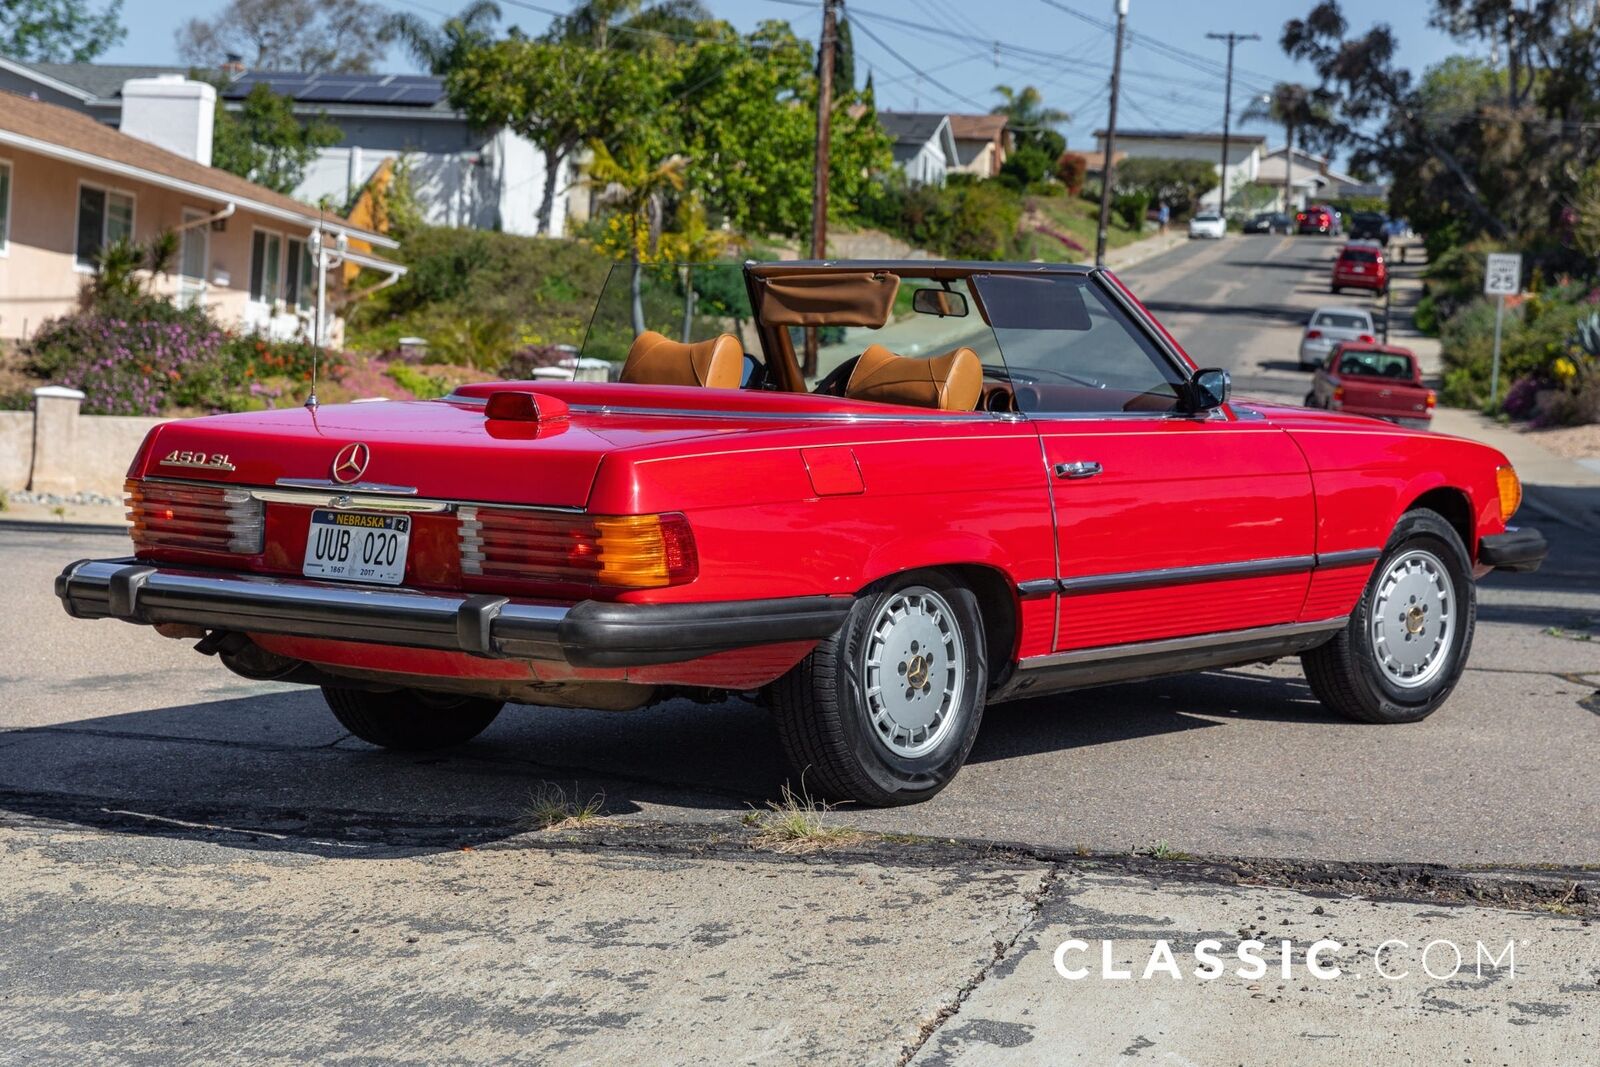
[1331,243,1388,294]
[1296,204,1340,235]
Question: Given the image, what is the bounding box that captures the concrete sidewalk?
[0,815,1592,1065]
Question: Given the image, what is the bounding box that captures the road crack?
[897,864,1061,1066]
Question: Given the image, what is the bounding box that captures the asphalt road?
[3,236,1597,868]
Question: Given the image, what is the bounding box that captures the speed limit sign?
[1484,252,1521,296]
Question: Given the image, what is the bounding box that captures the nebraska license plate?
[302,510,411,585]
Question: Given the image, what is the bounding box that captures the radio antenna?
[306,210,325,410]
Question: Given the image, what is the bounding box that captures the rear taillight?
[1333,385,1345,403]
[1358,334,1375,343]
[1306,329,1322,339]
[1425,391,1437,409]
[458,508,697,591]
[127,479,264,554]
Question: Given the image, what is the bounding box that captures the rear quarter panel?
[587,418,1058,659]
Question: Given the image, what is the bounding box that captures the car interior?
[583,264,1198,417]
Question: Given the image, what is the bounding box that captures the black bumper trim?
[1479,527,1548,573]
[55,558,852,669]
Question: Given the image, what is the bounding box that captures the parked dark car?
[1349,212,1389,245]
[1296,204,1342,235]
[1244,212,1292,234]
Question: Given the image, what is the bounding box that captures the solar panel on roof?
[218,70,445,106]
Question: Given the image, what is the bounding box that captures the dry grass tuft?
[746,783,866,854]
[521,783,606,832]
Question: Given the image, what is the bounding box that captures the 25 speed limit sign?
[1484,252,1522,296]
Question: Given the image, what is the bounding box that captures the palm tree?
[1241,82,1319,214]
[588,142,688,333]
[549,0,709,51]
[385,1,503,76]
[991,84,1070,138]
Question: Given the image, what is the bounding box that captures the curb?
[0,517,127,536]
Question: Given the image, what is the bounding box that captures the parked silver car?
[1298,306,1376,369]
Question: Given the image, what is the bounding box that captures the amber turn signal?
[1496,465,1522,524]
[593,514,698,588]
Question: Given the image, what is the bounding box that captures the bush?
[1112,157,1217,218]
[1438,280,1600,410]
[869,177,1023,261]
[24,300,341,416]
[1055,152,1088,196]
[1113,192,1149,233]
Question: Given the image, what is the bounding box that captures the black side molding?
[560,596,853,668]
[1479,527,1548,573]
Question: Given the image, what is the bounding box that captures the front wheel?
[323,686,504,750]
[767,572,987,806]
[1302,509,1476,723]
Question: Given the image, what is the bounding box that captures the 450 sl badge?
[159,449,236,472]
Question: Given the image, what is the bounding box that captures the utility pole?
[1095,0,1129,267]
[1205,31,1257,224]
[805,0,840,377]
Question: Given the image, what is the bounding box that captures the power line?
[847,10,993,112]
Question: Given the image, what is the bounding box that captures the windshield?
[1342,248,1379,263]
[579,262,755,364]
[1313,311,1370,330]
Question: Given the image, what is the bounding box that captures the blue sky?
[103,0,1481,157]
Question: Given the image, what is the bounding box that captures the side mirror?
[1181,368,1230,412]
[911,287,969,317]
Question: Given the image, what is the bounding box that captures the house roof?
[22,61,187,99]
[1092,128,1267,145]
[0,89,398,256]
[879,111,952,144]
[947,113,1008,142]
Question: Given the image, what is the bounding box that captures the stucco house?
[0,81,401,342]
[1091,129,1266,212]
[879,112,959,186]
[947,114,1009,178]
[0,58,566,238]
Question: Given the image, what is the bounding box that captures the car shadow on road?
[0,667,1336,853]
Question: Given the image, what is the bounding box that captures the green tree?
[547,0,709,50]
[211,83,342,195]
[0,0,124,61]
[384,0,502,75]
[448,38,663,235]
[588,142,687,333]
[991,83,1069,160]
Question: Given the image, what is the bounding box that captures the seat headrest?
[621,330,743,389]
[843,344,982,411]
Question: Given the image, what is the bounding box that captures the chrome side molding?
[1017,616,1349,672]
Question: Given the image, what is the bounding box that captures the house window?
[284,238,317,311]
[0,160,11,254]
[250,230,283,306]
[74,184,135,269]
[178,208,209,308]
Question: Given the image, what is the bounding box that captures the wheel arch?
[1401,485,1476,559]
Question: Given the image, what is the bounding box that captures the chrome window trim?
[1018,616,1349,672]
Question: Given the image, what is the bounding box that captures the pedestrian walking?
[1157,201,1170,234]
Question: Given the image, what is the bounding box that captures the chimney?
[221,53,245,77]
[120,76,216,167]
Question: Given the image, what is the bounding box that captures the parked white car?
[1188,213,1226,239]
[1298,306,1377,369]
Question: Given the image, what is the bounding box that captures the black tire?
[1302,509,1476,723]
[767,570,987,806]
[1303,390,1318,408]
[1331,284,1341,294]
[323,686,504,750]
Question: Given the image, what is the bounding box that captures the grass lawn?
[1020,193,1147,263]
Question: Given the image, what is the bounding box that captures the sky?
[101,0,1483,159]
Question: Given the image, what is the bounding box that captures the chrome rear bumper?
[56,558,851,668]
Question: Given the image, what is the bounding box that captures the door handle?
[1054,461,1103,480]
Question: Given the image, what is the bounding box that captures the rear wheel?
[323,686,504,750]
[1302,509,1475,723]
[767,571,987,806]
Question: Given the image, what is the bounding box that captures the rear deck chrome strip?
[141,477,583,515]
[1016,616,1349,672]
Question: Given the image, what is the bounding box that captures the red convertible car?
[57,260,1546,806]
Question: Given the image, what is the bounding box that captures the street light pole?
[1205,31,1258,223]
[1095,0,1129,267]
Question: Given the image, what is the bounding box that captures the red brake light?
[127,479,265,554]
[485,390,570,422]
[1425,391,1437,408]
[458,507,697,591]
[1359,334,1375,343]
[1306,329,1322,339]
[1333,385,1345,402]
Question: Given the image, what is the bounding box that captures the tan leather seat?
[843,343,982,411]
[620,330,743,389]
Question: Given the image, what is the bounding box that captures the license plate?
[302,510,410,585]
